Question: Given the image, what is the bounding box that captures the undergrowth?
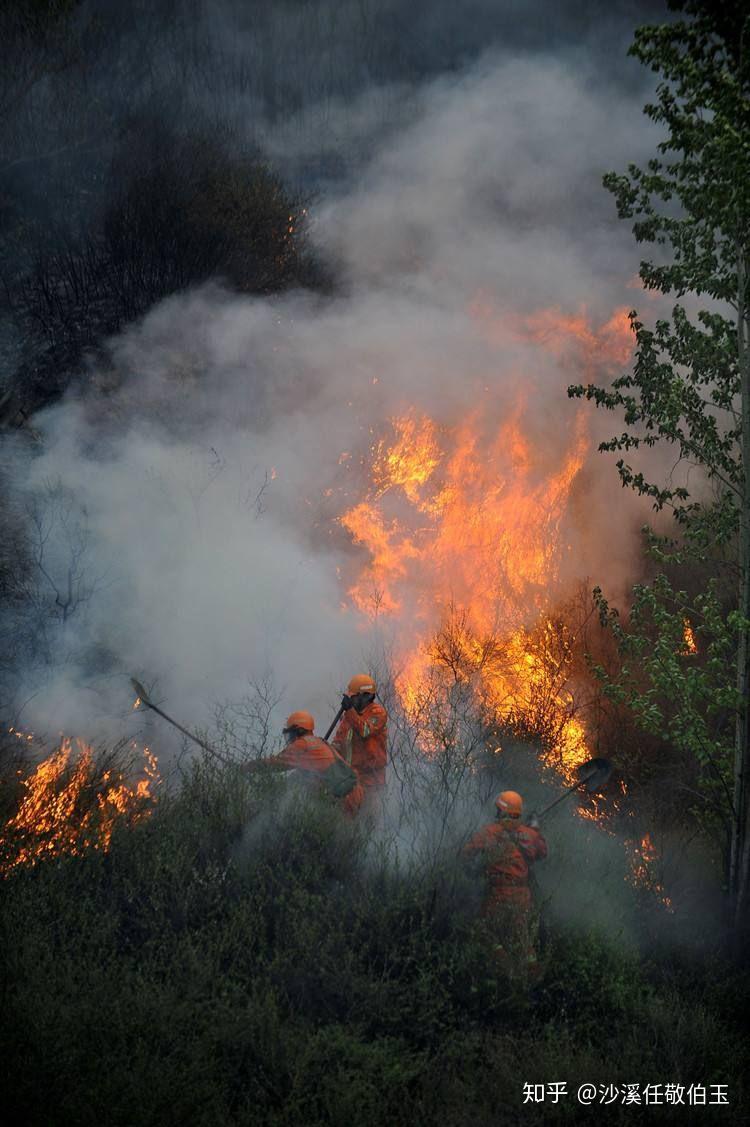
[0,761,747,1126]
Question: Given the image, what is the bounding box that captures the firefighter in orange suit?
[464,790,547,973]
[249,710,363,816]
[333,674,388,807]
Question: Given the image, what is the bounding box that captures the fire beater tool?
[324,706,345,742]
[130,677,232,767]
[535,757,613,822]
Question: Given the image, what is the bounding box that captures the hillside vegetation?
[1,752,747,1127]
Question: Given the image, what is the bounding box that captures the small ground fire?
[1,737,159,874]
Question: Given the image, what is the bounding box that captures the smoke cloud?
[4,13,675,756]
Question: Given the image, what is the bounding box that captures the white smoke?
[6,49,670,751]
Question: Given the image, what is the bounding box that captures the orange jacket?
[333,700,388,788]
[271,734,363,815]
[273,733,338,774]
[464,818,547,909]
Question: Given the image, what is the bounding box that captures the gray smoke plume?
[2,9,677,759]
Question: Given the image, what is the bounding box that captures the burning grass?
[0,737,159,874]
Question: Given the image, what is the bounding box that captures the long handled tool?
[323,685,381,742]
[130,678,232,767]
[324,706,344,742]
[536,757,613,822]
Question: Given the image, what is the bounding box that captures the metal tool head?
[130,677,150,706]
[576,757,613,793]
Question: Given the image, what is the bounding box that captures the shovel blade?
[130,677,150,705]
[575,757,613,793]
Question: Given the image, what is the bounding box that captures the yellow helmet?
[283,710,314,733]
[347,673,376,695]
[495,790,523,818]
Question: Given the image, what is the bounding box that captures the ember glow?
[1,739,159,873]
[337,305,633,780]
[628,832,673,911]
[8,726,34,743]
[682,617,698,655]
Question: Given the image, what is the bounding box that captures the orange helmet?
[284,710,314,733]
[347,673,376,695]
[495,790,523,818]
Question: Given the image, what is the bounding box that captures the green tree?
[569,0,750,945]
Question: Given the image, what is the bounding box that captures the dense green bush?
[1,759,747,1126]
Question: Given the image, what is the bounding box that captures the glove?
[528,813,540,829]
[341,694,354,712]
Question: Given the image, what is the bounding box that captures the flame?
[468,295,633,369]
[520,306,634,368]
[1,739,159,873]
[371,412,442,504]
[338,405,591,776]
[681,617,697,655]
[336,303,633,781]
[627,832,673,910]
[342,409,587,618]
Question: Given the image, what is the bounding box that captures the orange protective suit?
[464,817,547,913]
[272,734,363,816]
[464,817,547,976]
[333,700,388,791]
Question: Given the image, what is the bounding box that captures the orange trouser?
[483,883,532,915]
[482,886,539,974]
[341,783,364,817]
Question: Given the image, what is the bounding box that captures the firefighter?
[332,674,388,812]
[464,790,547,976]
[248,710,363,816]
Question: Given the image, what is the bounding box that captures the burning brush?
[0,736,159,874]
[534,757,613,823]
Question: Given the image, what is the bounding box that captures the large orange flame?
[337,304,633,779]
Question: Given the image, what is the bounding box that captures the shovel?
[130,677,232,767]
[535,757,613,822]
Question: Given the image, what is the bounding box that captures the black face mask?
[351,692,375,712]
[283,727,306,743]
